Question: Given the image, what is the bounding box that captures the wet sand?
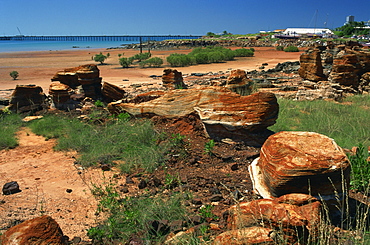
[0,47,302,94]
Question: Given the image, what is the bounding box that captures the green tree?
[9,71,19,80]
[119,57,132,68]
[94,53,108,65]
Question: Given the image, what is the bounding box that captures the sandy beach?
[0,47,302,95]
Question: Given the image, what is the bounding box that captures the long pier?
[0,35,202,42]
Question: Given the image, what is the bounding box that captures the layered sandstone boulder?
[102,82,126,102]
[215,193,321,244]
[50,64,102,102]
[328,52,361,87]
[162,69,187,90]
[225,69,253,96]
[0,215,64,245]
[108,88,278,146]
[298,49,326,82]
[8,85,48,113]
[249,131,350,199]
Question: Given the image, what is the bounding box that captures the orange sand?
[0,47,302,94]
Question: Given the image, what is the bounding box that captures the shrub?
[193,53,209,64]
[349,144,370,192]
[284,46,299,52]
[9,71,19,80]
[132,52,151,62]
[208,51,225,63]
[139,57,163,68]
[234,48,254,57]
[167,53,192,67]
[119,57,132,68]
[276,46,284,51]
[94,53,108,64]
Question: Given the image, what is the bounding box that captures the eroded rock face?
[50,64,102,104]
[8,85,48,113]
[298,50,326,82]
[102,81,126,102]
[249,131,350,199]
[219,193,321,244]
[108,88,278,146]
[226,69,253,96]
[0,215,64,245]
[213,226,274,245]
[162,69,187,90]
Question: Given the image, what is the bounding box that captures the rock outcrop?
[249,131,350,199]
[225,69,253,96]
[162,69,187,90]
[298,50,326,82]
[102,81,126,102]
[7,85,48,113]
[215,193,321,244]
[108,88,278,146]
[298,43,370,93]
[0,215,64,245]
[50,64,102,109]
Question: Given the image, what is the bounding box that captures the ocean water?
[0,40,137,53]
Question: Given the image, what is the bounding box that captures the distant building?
[282,28,334,36]
[346,15,355,24]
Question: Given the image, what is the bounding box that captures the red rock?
[162,69,186,90]
[102,82,126,102]
[49,82,72,104]
[108,88,278,146]
[226,69,253,96]
[213,227,274,245]
[0,215,64,245]
[8,85,48,113]
[298,50,326,82]
[249,131,350,199]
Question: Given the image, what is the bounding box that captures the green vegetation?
[269,95,370,149]
[276,45,284,51]
[334,21,370,37]
[166,46,254,67]
[94,52,108,65]
[139,57,164,68]
[0,113,23,149]
[87,181,191,243]
[118,57,134,68]
[28,113,171,173]
[349,144,370,192]
[9,71,19,80]
[204,139,215,156]
[283,45,299,52]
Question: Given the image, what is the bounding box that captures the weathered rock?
[8,85,48,113]
[298,50,326,82]
[225,69,253,96]
[295,81,343,101]
[102,82,126,102]
[50,64,102,101]
[360,72,370,93]
[108,88,278,146]
[328,52,361,87]
[249,131,350,199]
[213,226,274,245]
[0,215,64,245]
[224,193,321,244]
[2,181,21,195]
[162,69,187,90]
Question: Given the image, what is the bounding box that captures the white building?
[283,28,334,36]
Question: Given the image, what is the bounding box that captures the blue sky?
[1,0,369,36]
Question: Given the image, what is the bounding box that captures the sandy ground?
[0,47,302,95]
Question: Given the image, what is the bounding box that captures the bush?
[9,71,19,80]
[208,51,225,63]
[284,46,299,52]
[139,57,163,68]
[193,53,209,64]
[276,46,284,51]
[94,53,108,64]
[167,53,193,67]
[119,57,133,68]
[233,48,254,57]
[132,52,151,62]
